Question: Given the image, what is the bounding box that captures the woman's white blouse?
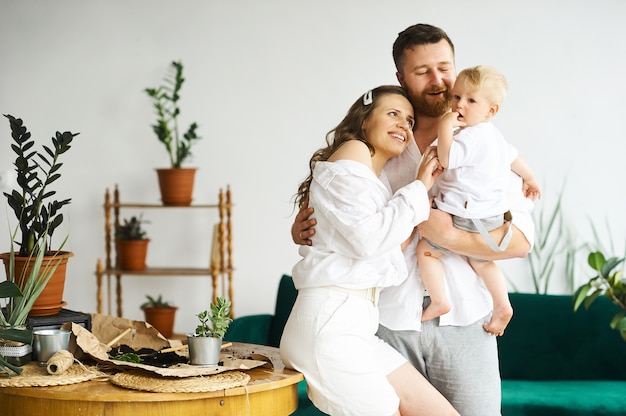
[292,159,430,290]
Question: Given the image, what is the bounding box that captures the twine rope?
[46,350,74,375]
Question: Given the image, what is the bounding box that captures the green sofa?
[499,292,626,415]
[226,276,626,416]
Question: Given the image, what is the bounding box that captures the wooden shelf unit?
[95,185,233,318]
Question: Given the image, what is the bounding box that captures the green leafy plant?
[0,231,66,376]
[588,216,618,258]
[111,352,142,363]
[525,186,587,294]
[144,61,201,168]
[115,215,149,240]
[194,296,232,338]
[573,251,626,341]
[140,294,171,309]
[3,114,79,256]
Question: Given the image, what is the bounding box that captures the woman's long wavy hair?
[294,85,409,208]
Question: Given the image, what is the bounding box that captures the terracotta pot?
[156,168,197,206]
[116,239,149,271]
[142,306,178,338]
[0,251,73,317]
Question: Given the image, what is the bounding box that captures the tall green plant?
[144,61,201,168]
[3,114,79,256]
[526,187,586,294]
[588,216,617,257]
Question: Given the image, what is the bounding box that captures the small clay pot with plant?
[141,294,177,339]
[115,215,150,271]
[0,233,63,375]
[1,114,78,317]
[145,61,202,206]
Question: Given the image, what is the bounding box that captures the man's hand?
[418,208,458,249]
[418,208,530,260]
[291,197,316,246]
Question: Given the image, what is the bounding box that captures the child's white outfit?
[433,122,517,251]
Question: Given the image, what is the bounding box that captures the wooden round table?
[0,366,303,416]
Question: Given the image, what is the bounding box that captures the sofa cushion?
[502,380,626,415]
[499,293,626,380]
[225,314,272,346]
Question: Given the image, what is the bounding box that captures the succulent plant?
[115,215,149,240]
[194,296,232,338]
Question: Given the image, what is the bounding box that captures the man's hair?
[392,24,455,73]
[456,65,507,104]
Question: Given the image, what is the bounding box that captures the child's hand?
[523,179,541,201]
[441,111,466,129]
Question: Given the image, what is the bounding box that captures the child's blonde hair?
[456,65,507,105]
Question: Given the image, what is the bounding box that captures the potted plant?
[573,251,626,340]
[187,296,232,366]
[1,232,65,375]
[145,60,201,206]
[115,215,150,271]
[0,114,78,317]
[140,294,177,338]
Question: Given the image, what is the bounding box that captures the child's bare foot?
[482,303,513,336]
[421,300,451,322]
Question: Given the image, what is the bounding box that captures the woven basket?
[0,362,104,387]
[111,369,250,393]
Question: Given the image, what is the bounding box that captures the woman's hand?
[291,196,316,245]
[416,146,442,190]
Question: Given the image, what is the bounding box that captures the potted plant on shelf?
[140,294,177,338]
[115,215,150,271]
[187,296,232,366]
[1,232,65,375]
[573,251,626,341]
[145,60,201,206]
[0,114,78,317]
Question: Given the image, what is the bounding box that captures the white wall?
[1,0,625,335]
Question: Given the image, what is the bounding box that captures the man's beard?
[410,87,451,118]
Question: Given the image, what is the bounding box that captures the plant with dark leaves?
[3,114,78,256]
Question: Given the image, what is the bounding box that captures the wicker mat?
[0,362,105,387]
[111,369,251,393]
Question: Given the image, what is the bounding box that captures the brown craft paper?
[68,314,270,378]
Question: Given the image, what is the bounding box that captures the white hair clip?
[363,90,373,105]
